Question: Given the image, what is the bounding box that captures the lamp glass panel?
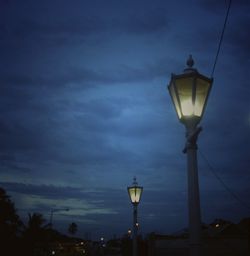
[169,82,181,119]
[175,77,194,116]
[128,187,142,203]
[194,78,211,117]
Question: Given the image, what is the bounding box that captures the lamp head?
[127,177,143,205]
[168,55,213,128]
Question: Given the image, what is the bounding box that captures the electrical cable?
[199,149,250,211]
[211,0,232,78]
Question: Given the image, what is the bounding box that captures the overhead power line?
[199,149,250,211]
[211,0,232,78]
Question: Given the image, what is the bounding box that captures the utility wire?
[211,0,232,78]
[199,149,250,211]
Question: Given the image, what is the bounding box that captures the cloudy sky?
[1,0,250,240]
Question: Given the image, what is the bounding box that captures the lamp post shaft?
[133,204,138,256]
[50,210,54,228]
[185,125,202,256]
[49,208,69,229]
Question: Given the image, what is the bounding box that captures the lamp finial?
[133,176,138,186]
[184,55,197,73]
[186,54,194,68]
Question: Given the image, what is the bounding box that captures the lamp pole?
[133,204,138,256]
[168,55,213,256]
[128,177,143,256]
[49,208,69,229]
[184,123,202,256]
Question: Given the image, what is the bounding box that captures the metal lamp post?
[127,177,143,256]
[168,55,213,256]
[49,208,69,229]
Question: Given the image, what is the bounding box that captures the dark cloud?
[1,68,113,90]
[0,159,31,173]
[4,17,103,40]
[0,58,171,99]
[112,7,169,35]
[193,0,250,62]
[225,16,250,61]
[0,2,169,49]
[0,182,85,200]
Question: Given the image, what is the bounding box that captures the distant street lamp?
[168,55,213,256]
[127,177,143,256]
[128,228,132,236]
[49,208,69,229]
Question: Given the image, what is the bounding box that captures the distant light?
[128,229,131,234]
[100,237,104,241]
[82,249,86,254]
[136,222,139,227]
[51,251,56,255]
[80,241,84,245]
[215,224,219,228]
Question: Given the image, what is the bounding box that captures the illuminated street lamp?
[127,177,143,256]
[168,55,213,256]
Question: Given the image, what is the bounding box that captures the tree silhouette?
[27,213,47,231]
[68,222,78,236]
[0,187,23,233]
[23,212,50,255]
[0,187,23,255]
[23,212,50,241]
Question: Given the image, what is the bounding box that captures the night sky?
[1,0,250,240]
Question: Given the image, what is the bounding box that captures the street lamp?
[127,177,143,256]
[128,228,132,236]
[168,55,213,256]
[49,208,69,229]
